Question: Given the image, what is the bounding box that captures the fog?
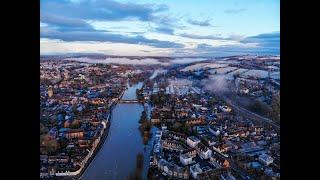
[65,57,170,65]
[169,79,193,86]
[170,58,208,64]
[202,75,231,94]
[65,57,208,65]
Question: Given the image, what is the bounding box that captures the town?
[40,55,280,179]
[40,59,152,178]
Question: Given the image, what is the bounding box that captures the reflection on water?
[81,82,154,180]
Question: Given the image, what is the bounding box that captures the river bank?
[80,82,155,180]
[75,89,127,179]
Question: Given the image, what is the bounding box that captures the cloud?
[40,13,95,31]
[155,26,175,35]
[179,33,244,41]
[40,0,185,49]
[193,32,280,55]
[240,32,280,49]
[187,19,212,26]
[41,0,169,22]
[40,27,184,48]
[224,8,247,14]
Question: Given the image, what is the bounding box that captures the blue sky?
[40,0,279,56]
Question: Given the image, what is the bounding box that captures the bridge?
[119,99,141,103]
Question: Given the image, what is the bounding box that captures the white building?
[209,126,220,136]
[161,124,167,131]
[199,148,212,160]
[190,164,203,179]
[220,106,232,113]
[187,136,201,148]
[179,154,194,166]
[259,154,274,166]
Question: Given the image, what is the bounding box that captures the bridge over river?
[119,99,141,103]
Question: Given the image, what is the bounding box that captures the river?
[81,82,155,180]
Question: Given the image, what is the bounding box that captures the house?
[48,156,69,164]
[220,106,232,113]
[161,139,185,151]
[90,118,100,126]
[155,130,162,138]
[196,143,212,159]
[40,155,48,163]
[151,118,160,124]
[259,154,274,166]
[193,125,208,135]
[187,136,201,148]
[209,125,220,136]
[181,148,197,158]
[167,131,187,142]
[201,135,216,146]
[161,124,167,131]
[186,118,206,126]
[156,158,189,179]
[211,155,230,168]
[78,139,91,148]
[65,129,84,139]
[190,163,203,179]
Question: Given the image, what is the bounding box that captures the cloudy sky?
[40,0,280,57]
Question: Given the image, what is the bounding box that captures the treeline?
[138,110,151,145]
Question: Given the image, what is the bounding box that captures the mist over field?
[65,57,169,65]
[64,57,211,66]
[202,75,231,94]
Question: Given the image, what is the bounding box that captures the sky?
[40,0,280,57]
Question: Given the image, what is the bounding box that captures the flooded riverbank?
[81,82,154,180]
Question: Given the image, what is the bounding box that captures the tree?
[139,110,147,123]
[270,92,280,123]
[248,99,272,117]
[40,123,48,135]
[172,122,182,132]
[207,97,217,107]
[40,134,60,154]
[70,120,81,129]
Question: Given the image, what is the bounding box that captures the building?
[259,154,274,166]
[220,106,232,113]
[196,143,212,159]
[186,118,206,126]
[151,118,160,124]
[180,153,194,166]
[156,158,189,179]
[65,129,84,139]
[161,139,185,151]
[167,131,187,142]
[209,126,220,136]
[187,136,201,148]
[190,163,203,179]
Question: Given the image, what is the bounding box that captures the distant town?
[40,55,280,179]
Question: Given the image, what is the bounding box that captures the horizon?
[40,53,280,59]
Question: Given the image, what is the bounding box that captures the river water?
[81,82,155,180]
